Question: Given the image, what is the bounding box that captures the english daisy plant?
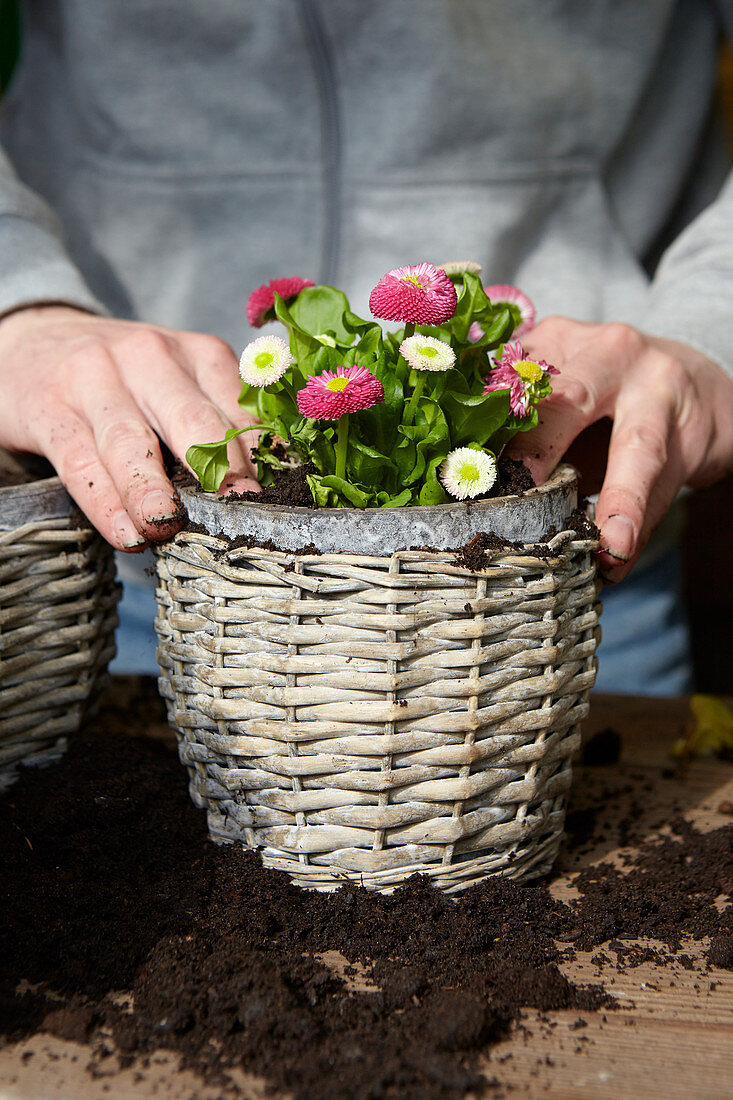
[186,262,559,507]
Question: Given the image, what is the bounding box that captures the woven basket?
[154,464,600,893]
[0,470,120,788]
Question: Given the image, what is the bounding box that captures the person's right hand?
[0,306,260,550]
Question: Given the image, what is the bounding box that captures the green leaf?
[258,387,301,438]
[288,416,336,473]
[474,307,514,348]
[448,271,492,342]
[289,285,353,345]
[237,383,260,419]
[343,311,384,361]
[354,323,384,361]
[306,473,370,508]
[185,427,250,493]
[348,435,398,490]
[396,398,450,486]
[273,294,326,381]
[354,352,404,457]
[442,388,511,448]
[377,487,414,508]
[250,432,287,488]
[418,456,448,505]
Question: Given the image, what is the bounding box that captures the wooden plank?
[478,692,733,1099]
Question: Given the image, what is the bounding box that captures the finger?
[181,332,262,477]
[595,384,678,581]
[506,365,611,485]
[511,321,647,486]
[73,362,185,541]
[114,330,259,485]
[41,406,149,551]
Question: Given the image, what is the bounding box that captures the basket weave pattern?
[0,518,119,786]
[155,527,600,893]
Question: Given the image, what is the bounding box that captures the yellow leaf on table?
[671,694,733,763]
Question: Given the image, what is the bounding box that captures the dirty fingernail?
[141,489,177,521]
[600,514,635,562]
[113,509,147,549]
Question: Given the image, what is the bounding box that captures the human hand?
[0,306,259,550]
[506,318,733,580]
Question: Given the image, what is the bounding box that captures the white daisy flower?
[400,334,456,373]
[438,260,483,277]
[440,447,497,500]
[239,335,293,387]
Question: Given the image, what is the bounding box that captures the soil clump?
[226,462,319,508]
[581,728,623,767]
[495,455,535,495]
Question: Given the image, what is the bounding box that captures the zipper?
[297,0,342,285]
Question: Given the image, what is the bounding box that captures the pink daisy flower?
[369,262,457,325]
[483,284,536,338]
[297,364,384,421]
[246,276,315,328]
[483,341,558,418]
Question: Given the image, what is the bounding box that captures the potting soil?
[1,681,731,1099]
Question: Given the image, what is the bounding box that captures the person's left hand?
[505,318,733,580]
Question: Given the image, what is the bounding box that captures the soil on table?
[2,681,732,1099]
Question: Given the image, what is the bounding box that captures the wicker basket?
[0,469,120,788]
[154,464,600,893]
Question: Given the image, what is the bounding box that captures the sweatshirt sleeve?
[0,144,108,320]
[644,169,733,378]
[644,5,733,378]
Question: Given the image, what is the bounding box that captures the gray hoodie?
[1,0,732,375]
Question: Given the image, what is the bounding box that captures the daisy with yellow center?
[239,335,293,387]
[400,334,456,373]
[514,358,545,384]
[369,262,457,326]
[296,365,385,481]
[440,447,498,500]
[483,341,559,418]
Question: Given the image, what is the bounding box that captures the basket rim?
[0,475,73,530]
[188,462,576,519]
[177,463,578,554]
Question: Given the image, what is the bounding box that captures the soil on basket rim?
[450,507,600,571]
[2,681,732,1099]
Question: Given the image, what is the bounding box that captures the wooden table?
[1,689,732,1100]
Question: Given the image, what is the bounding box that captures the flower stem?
[404,372,426,425]
[335,413,350,481]
[403,322,415,341]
